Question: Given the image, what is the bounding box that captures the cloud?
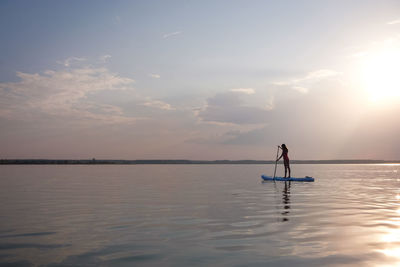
[100,54,112,63]
[191,68,360,154]
[57,57,86,67]
[186,126,273,146]
[349,36,400,59]
[221,127,272,145]
[148,73,161,79]
[230,88,255,95]
[291,86,309,94]
[197,91,272,125]
[387,19,400,25]
[163,31,182,39]
[142,99,175,110]
[272,69,340,93]
[0,67,137,124]
[301,69,339,80]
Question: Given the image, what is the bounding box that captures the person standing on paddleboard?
[277,144,291,178]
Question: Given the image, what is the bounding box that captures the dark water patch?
[237,254,371,267]
[211,229,282,240]
[0,260,33,267]
[106,225,130,230]
[0,231,15,236]
[0,232,57,239]
[0,255,11,260]
[215,245,252,251]
[106,253,164,263]
[45,243,160,266]
[0,243,67,250]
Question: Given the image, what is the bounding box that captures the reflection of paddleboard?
[261,175,314,182]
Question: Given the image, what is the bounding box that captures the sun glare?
[360,45,400,103]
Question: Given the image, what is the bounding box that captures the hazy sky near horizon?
[1,0,400,160]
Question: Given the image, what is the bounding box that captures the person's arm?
[276,146,283,161]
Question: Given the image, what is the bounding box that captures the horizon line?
[1,159,400,165]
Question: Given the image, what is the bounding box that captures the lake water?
[1,164,400,266]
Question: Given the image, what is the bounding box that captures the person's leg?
[284,159,291,178]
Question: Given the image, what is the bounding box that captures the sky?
[1,0,400,160]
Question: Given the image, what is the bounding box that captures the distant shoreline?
[1,159,400,165]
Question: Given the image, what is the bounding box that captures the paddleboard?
[261,175,314,182]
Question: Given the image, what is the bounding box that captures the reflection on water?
[281,181,291,222]
[0,164,399,266]
[375,187,400,266]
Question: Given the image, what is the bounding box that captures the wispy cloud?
[100,54,112,63]
[349,36,400,58]
[292,86,309,94]
[148,73,161,79]
[302,69,339,80]
[0,67,137,124]
[57,57,86,67]
[387,19,400,25]
[230,88,255,95]
[163,31,182,39]
[272,69,340,93]
[143,99,175,110]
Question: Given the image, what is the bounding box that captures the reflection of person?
[282,181,291,221]
[277,144,291,178]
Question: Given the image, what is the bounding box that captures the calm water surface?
[1,164,400,266]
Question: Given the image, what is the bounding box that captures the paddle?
[273,145,280,179]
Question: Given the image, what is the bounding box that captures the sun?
[360,45,400,103]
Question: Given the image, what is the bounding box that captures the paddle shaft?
[273,146,280,178]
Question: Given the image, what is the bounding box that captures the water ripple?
[1,164,400,266]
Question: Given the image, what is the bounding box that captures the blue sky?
[1,0,400,160]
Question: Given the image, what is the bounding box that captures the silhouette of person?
[277,144,291,178]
